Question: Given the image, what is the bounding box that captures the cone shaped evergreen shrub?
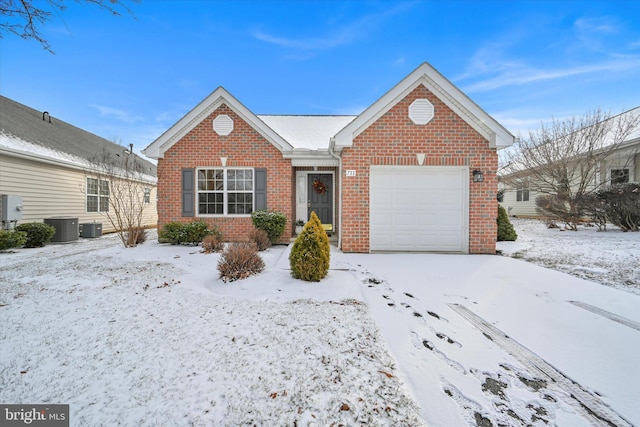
[289,212,330,281]
[497,205,517,241]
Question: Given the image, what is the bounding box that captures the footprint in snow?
[436,332,462,348]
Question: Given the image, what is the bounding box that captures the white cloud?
[462,57,640,93]
[90,104,143,124]
[252,2,414,52]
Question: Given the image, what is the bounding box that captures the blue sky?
[2,0,639,157]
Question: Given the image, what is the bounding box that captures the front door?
[308,174,333,231]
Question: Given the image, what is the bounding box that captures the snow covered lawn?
[1,225,639,426]
[497,218,640,294]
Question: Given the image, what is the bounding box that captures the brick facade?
[340,85,498,254]
[157,104,293,243]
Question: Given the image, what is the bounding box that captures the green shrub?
[16,222,56,248]
[251,210,286,242]
[248,228,271,251]
[596,183,640,232]
[497,205,517,241]
[160,221,221,245]
[217,243,265,282]
[0,230,27,250]
[289,211,330,282]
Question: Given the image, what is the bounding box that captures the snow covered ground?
[1,223,639,426]
[497,218,640,295]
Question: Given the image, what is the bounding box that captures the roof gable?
[143,87,294,159]
[332,62,514,150]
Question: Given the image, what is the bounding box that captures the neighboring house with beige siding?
[0,95,157,233]
[499,107,640,217]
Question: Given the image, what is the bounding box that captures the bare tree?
[85,144,154,247]
[500,108,640,230]
[0,0,138,53]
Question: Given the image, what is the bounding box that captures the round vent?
[409,99,434,125]
[213,114,234,136]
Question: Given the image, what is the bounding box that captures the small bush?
[0,230,27,250]
[160,221,221,245]
[289,211,330,282]
[251,210,287,242]
[249,228,271,251]
[217,243,265,282]
[202,234,224,253]
[16,222,56,248]
[497,205,517,241]
[596,183,640,232]
[125,227,147,246]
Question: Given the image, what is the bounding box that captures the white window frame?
[609,168,630,185]
[86,177,109,213]
[143,187,151,204]
[196,167,255,216]
[516,179,529,202]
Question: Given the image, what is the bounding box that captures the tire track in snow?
[449,303,634,427]
[568,301,640,332]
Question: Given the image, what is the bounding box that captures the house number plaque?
[345,170,356,177]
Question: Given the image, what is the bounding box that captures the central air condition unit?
[80,223,102,238]
[44,217,79,242]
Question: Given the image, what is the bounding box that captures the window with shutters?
[196,168,254,215]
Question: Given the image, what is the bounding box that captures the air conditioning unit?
[44,217,79,242]
[80,223,102,238]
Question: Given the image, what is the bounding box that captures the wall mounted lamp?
[473,169,484,182]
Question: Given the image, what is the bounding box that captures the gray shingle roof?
[0,95,156,177]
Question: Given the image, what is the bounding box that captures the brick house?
[143,63,514,253]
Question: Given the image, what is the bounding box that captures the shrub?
[202,234,224,253]
[0,230,27,250]
[217,243,265,282]
[251,210,286,242]
[124,227,147,246]
[16,222,56,248]
[596,183,640,232]
[248,228,271,251]
[289,211,330,282]
[497,205,517,241]
[160,221,221,245]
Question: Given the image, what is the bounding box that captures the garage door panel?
[370,166,468,252]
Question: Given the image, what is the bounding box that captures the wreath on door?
[312,179,327,195]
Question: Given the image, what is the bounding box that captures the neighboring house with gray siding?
[0,95,157,232]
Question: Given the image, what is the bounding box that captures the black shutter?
[182,168,195,217]
[255,168,267,211]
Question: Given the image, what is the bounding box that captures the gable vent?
[213,114,234,136]
[409,99,434,125]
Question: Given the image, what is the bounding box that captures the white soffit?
[213,114,234,136]
[409,99,434,125]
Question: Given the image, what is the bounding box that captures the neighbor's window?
[516,180,529,202]
[143,187,151,204]
[197,168,254,215]
[611,169,629,185]
[87,178,110,212]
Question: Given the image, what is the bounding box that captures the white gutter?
[328,137,342,250]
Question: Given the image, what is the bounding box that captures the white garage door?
[369,166,469,252]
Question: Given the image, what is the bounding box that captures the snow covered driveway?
[343,252,640,426]
[2,227,639,426]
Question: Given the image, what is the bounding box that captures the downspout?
[329,137,342,250]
